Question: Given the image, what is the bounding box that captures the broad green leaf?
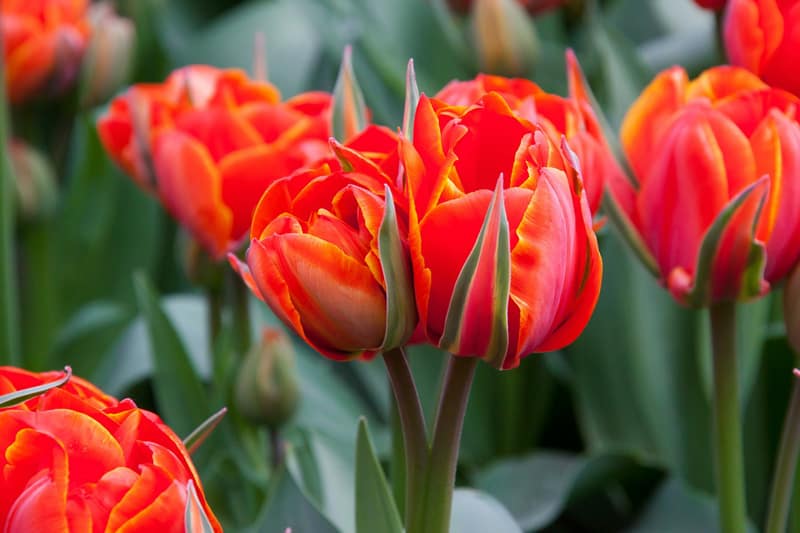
[355,418,403,533]
[440,179,510,368]
[0,366,71,408]
[378,186,416,351]
[449,489,522,533]
[185,480,215,533]
[184,407,228,455]
[132,272,210,437]
[332,45,369,142]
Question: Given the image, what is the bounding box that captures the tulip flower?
[404,92,603,370]
[435,51,621,215]
[97,66,333,259]
[610,66,800,306]
[724,0,800,97]
[0,366,221,532]
[1,0,91,103]
[230,126,416,361]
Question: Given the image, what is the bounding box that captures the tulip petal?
[439,178,511,368]
[378,186,417,351]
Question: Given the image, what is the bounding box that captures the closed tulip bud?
[235,328,300,429]
[9,140,58,221]
[472,0,539,77]
[80,3,135,107]
[786,264,800,354]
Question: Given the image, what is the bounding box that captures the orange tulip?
[97,66,333,259]
[231,126,416,360]
[612,66,800,305]
[434,51,621,214]
[1,0,91,103]
[724,0,800,97]
[0,366,221,532]
[403,92,602,369]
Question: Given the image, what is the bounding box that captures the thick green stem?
[383,347,428,529]
[390,399,407,517]
[765,369,800,533]
[20,221,58,370]
[709,302,748,533]
[413,355,477,533]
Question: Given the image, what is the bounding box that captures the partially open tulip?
[610,66,800,306]
[724,0,800,97]
[2,0,91,103]
[231,126,416,361]
[435,51,620,214]
[97,66,333,259]
[403,93,602,369]
[0,366,221,532]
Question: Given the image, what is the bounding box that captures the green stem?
[390,398,407,517]
[383,347,428,530]
[19,221,58,370]
[792,457,800,533]
[709,302,748,533]
[765,369,800,533]
[230,271,252,355]
[207,285,223,353]
[413,355,477,533]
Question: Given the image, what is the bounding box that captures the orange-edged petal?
[152,130,232,259]
[105,465,184,533]
[685,65,767,104]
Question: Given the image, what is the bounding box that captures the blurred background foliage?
[3,0,792,531]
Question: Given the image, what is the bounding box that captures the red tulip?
[231,126,416,360]
[97,66,333,259]
[434,51,621,214]
[403,92,602,369]
[612,66,800,305]
[1,0,91,103]
[724,0,800,97]
[0,366,221,532]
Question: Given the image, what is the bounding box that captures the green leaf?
[184,479,215,533]
[0,366,72,408]
[332,45,369,142]
[449,489,522,533]
[378,186,416,351]
[602,189,659,278]
[184,407,228,455]
[440,178,510,368]
[132,272,210,437]
[355,418,403,533]
[402,59,420,140]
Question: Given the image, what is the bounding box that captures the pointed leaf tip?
[183,406,228,455]
[402,59,420,140]
[355,417,404,533]
[184,479,215,533]
[332,45,368,142]
[0,366,72,408]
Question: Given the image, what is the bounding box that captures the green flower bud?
[235,328,300,429]
[471,0,539,77]
[10,140,58,222]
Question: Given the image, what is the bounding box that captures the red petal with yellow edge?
[410,96,457,214]
[637,105,756,280]
[621,67,688,182]
[258,234,386,354]
[685,65,767,104]
[752,110,800,281]
[713,88,796,136]
[153,131,232,259]
[6,470,70,533]
[84,467,139,530]
[105,465,183,533]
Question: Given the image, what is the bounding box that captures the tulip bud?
[80,3,136,107]
[786,264,800,354]
[9,140,58,221]
[235,328,300,429]
[471,0,539,77]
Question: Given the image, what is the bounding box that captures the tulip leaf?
[0,366,72,408]
[378,186,416,351]
[133,272,210,437]
[332,45,369,143]
[602,189,659,277]
[355,418,404,533]
[0,59,19,366]
[184,406,228,455]
[449,489,522,533]
[185,479,215,533]
[685,177,768,307]
[440,179,510,368]
[402,59,420,140]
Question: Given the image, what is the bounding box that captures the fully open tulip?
[2,0,91,103]
[724,0,800,97]
[435,51,621,214]
[231,126,416,361]
[0,366,221,532]
[97,66,333,259]
[404,93,602,369]
[611,66,800,305]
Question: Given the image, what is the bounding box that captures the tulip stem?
[414,355,477,533]
[230,272,252,355]
[269,427,284,468]
[765,369,800,533]
[206,285,223,350]
[383,347,428,529]
[20,221,58,370]
[709,302,748,533]
[390,398,406,517]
